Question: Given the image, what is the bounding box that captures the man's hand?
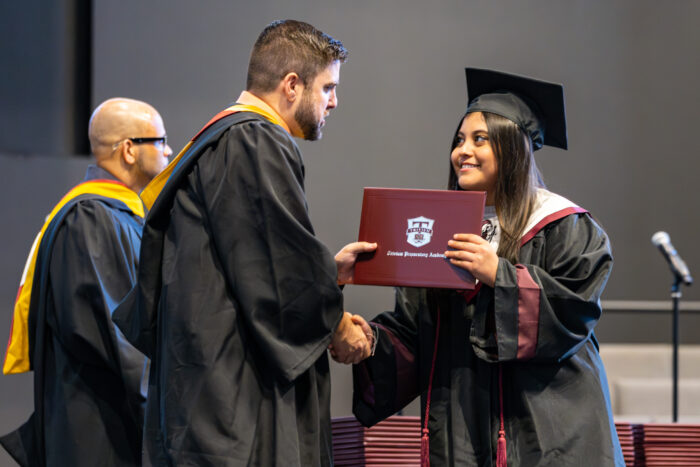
[335,241,378,285]
[329,312,371,364]
[444,233,498,287]
[350,314,372,338]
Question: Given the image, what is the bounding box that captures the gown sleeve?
[470,212,613,363]
[194,120,344,384]
[352,287,424,427]
[47,200,146,385]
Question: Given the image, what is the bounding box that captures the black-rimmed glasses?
[112,136,167,150]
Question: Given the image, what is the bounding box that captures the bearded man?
[114,20,374,466]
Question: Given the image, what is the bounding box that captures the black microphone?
[651,231,693,285]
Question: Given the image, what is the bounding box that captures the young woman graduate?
[351,68,625,466]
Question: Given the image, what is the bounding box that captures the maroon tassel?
[496,364,507,467]
[420,428,430,467]
[496,429,507,467]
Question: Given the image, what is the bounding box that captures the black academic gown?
[353,212,625,466]
[114,111,344,466]
[0,166,148,467]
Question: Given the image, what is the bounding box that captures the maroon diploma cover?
[353,188,486,289]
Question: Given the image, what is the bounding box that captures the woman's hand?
[445,233,498,287]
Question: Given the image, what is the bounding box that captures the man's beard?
[294,91,322,141]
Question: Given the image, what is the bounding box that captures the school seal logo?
[406,216,435,247]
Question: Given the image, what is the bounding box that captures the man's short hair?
[246,19,348,93]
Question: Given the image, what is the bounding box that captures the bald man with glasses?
[1,98,171,467]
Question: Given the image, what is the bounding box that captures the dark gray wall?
[2,1,700,465]
[91,0,700,302]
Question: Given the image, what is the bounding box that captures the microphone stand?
[671,276,682,423]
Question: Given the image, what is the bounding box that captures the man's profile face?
[295,60,340,141]
[134,112,172,184]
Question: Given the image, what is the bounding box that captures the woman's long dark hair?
[447,112,544,264]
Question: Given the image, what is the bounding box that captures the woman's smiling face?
[450,111,498,204]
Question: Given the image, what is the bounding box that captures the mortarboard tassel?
[421,428,430,467]
[496,363,507,467]
[497,429,507,467]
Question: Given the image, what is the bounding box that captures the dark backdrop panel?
[0,1,91,156]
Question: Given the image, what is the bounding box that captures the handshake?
[328,312,374,364]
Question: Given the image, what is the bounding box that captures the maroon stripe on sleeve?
[515,265,541,360]
[355,360,375,406]
[374,323,417,409]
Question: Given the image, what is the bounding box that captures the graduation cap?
[465,68,567,150]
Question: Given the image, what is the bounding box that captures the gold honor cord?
[3,181,144,375]
[140,104,287,210]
